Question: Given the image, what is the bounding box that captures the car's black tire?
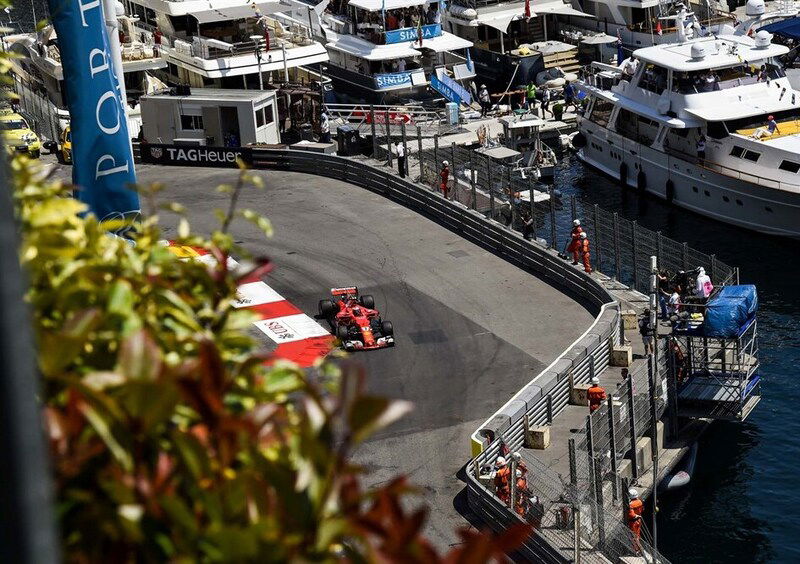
[319,299,336,318]
[360,295,375,309]
[336,325,349,340]
[30,150,40,159]
[381,320,393,336]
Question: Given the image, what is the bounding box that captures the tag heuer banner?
[48,0,139,222]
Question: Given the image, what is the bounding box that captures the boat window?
[588,98,614,127]
[730,146,745,158]
[180,115,204,131]
[742,150,760,162]
[779,160,800,173]
[616,108,658,146]
[638,64,668,94]
[730,146,760,162]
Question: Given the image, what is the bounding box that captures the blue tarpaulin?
[762,17,800,41]
[704,285,758,338]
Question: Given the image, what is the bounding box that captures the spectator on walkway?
[695,267,713,298]
[320,112,331,143]
[563,80,576,112]
[668,288,681,318]
[657,269,670,320]
[541,87,551,117]
[394,141,406,178]
[440,160,450,199]
[522,210,535,241]
[479,84,491,116]
[639,308,655,356]
[526,80,537,113]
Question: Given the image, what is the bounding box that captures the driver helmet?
[580,232,587,239]
[573,219,581,227]
[442,160,449,166]
[353,307,362,316]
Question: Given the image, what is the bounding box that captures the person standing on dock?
[479,84,491,117]
[526,80,537,114]
[696,134,706,163]
[639,309,655,356]
[439,160,450,199]
[394,141,406,178]
[320,112,331,143]
[588,377,606,412]
[568,219,583,264]
[541,87,551,117]
[627,488,644,552]
[522,210,534,241]
[579,232,592,273]
[563,80,576,112]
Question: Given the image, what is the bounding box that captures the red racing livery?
[318,287,395,351]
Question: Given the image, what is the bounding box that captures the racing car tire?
[381,320,394,336]
[360,295,375,309]
[319,299,336,318]
[336,325,349,340]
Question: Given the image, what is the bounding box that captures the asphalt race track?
[49,158,593,550]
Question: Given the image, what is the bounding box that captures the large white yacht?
[122,0,329,88]
[288,0,475,103]
[576,26,800,237]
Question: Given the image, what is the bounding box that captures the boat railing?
[664,146,800,194]
[325,103,455,137]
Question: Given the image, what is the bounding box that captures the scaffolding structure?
[673,316,760,422]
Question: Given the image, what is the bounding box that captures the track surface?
[49,158,593,550]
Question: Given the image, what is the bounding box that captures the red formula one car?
[318,287,395,351]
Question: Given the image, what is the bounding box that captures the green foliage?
[11,156,526,561]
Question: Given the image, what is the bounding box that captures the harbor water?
[554,152,800,564]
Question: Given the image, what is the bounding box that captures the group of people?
[476,81,577,119]
[567,219,592,274]
[492,455,545,525]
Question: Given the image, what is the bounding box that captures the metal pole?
[648,355,659,561]
[593,204,602,274]
[594,458,606,549]
[574,506,582,564]
[469,149,476,210]
[281,42,289,82]
[632,221,640,291]
[613,212,621,281]
[546,394,553,425]
[417,125,423,179]
[509,455,517,509]
[682,241,689,271]
[657,232,664,271]
[401,121,408,177]
[549,186,556,249]
[586,415,597,502]
[0,138,60,563]
[626,371,639,481]
[667,339,679,437]
[506,165,513,229]
[384,110,392,167]
[568,437,578,487]
[433,134,439,176]
[451,143,457,201]
[570,195,577,222]
[370,105,377,157]
[607,395,619,503]
[487,160,495,219]
[529,178,537,240]
[711,253,718,285]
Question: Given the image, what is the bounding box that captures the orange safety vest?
[568,226,583,251]
[494,466,511,492]
[588,385,606,411]
[581,238,590,255]
[440,167,450,185]
[627,498,644,526]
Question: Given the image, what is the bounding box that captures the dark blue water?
[555,153,800,563]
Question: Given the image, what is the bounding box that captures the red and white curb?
[167,243,333,367]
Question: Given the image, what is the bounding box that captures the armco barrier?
[142,145,622,561]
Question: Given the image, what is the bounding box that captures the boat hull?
[577,126,800,238]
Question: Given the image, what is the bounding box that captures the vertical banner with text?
[47,0,139,221]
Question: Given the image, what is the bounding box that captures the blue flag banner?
[47,0,139,222]
[430,75,461,105]
[385,23,441,45]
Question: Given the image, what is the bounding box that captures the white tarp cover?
[417,31,473,52]
[327,34,422,60]
[349,0,431,12]
[532,0,594,18]
[193,2,286,24]
[475,0,591,32]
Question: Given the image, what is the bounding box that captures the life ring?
[572,132,587,149]
[666,179,675,203]
[619,162,628,187]
[637,170,647,192]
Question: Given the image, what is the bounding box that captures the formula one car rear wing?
[331,286,358,297]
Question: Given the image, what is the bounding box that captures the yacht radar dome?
[691,43,708,60]
[745,0,766,17]
[754,29,773,48]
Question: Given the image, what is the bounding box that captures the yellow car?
[0,110,41,158]
[60,126,72,164]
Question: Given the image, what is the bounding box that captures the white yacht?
[575,26,800,237]
[122,0,329,89]
[290,0,475,103]
[4,17,167,138]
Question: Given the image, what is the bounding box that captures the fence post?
[667,340,679,438]
[570,195,577,222]
[546,394,553,425]
[549,187,557,249]
[735,266,740,285]
[632,221,639,291]
[606,396,619,503]
[506,165,514,229]
[433,134,439,176]
[682,241,689,271]
[384,110,392,167]
[529,179,537,240]
[656,231,664,270]
[586,416,597,502]
[588,353,596,382]
[626,370,639,481]
[369,105,377,157]
[568,437,578,487]
[487,160,495,219]
[648,355,660,559]
[711,254,718,285]
[401,121,408,176]
[451,143,457,201]
[509,455,517,509]
[593,204,602,274]
[574,506,582,564]
[613,212,621,282]
[595,459,606,549]
[469,149,476,210]
[416,126,423,179]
